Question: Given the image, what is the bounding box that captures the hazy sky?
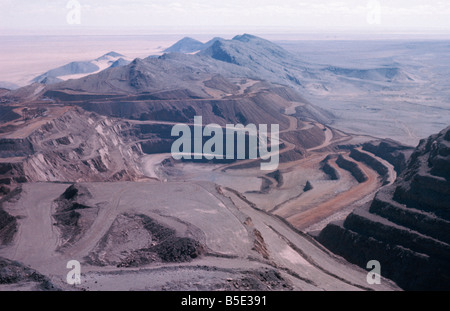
[1,0,450,35]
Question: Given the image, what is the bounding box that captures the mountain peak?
[178,37,200,42]
[164,37,204,53]
[109,57,130,68]
[207,37,223,42]
[199,34,294,70]
[96,51,124,61]
[232,34,259,42]
[130,58,146,66]
[104,51,124,58]
[164,37,225,54]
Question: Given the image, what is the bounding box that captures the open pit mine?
[0,35,448,291]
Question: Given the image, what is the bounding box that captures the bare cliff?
[0,107,144,188]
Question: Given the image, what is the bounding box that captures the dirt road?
[287,154,381,230]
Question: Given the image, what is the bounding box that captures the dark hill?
[96,51,124,61]
[0,34,332,129]
[164,37,205,53]
[199,34,314,88]
[109,58,131,68]
[164,37,223,54]
[33,61,99,84]
[44,53,252,96]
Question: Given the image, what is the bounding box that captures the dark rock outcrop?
[87,213,205,267]
[303,181,313,192]
[0,257,59,290]
[336,155,368,183]
[349,148,389,185]
[163,37,220,54]
[316,126,450,290]
[320,155,340,180]
[362,140,414,174]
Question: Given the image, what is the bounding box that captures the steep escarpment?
[361,140,414,174]
[0,108,144,187]
[316,126,450,290]
[393,128,450,220]
[0,139,34,158]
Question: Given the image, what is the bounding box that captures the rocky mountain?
[34,36,333,127]
[44,52,253,96]
[201,35,414,92]
[164,37,222,53]
[199,34,314,88]
[34,61,99,83]
[315,126,450,290]
[160,35,432,146]
[3,35,369,130]
[164,37,204,53]
[43,34,316,97]
[95,51,124,61]
[32,52,128,85]
[109,58,131,68]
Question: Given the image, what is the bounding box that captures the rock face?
[0,108,144,187]
[316,126,450,290]
[361,140,414,174]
